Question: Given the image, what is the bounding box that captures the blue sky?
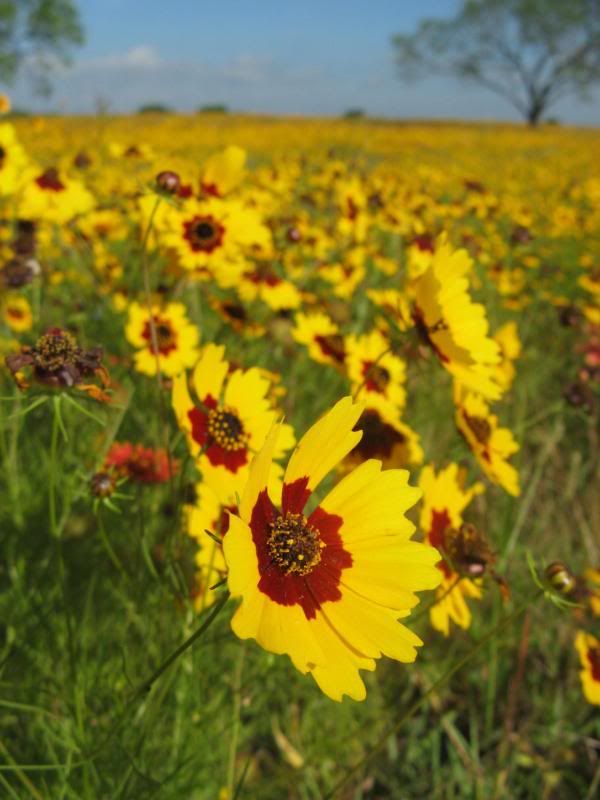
[8,0,600,124]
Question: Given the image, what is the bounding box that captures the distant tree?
[197,104,229,114]
[138,103,172,114]
[343,108,366,119]
[392,0,600,126]
[0,0,84,95]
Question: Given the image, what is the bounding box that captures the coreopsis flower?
[18,167,95,224]
[172,343,295,500]
[411,238,501,400]
[455,389,520,497]
[345,399,423,469]
[161,197,271,287]
[201,146,246,197]
[419,464,484,635]
[493,321,521,394]
[0,123,29,197]
[292,312,346,369]
[125,301,199,377]
[2,296,33,332]
[238,261,302,311]
[224,397,441,701]
[346,329,406,408]
[105,441,176,484]
[574,631,600,705]
[5,327,110,401]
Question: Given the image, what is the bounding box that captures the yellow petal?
[192,343,227,401]
[284,396,363,494]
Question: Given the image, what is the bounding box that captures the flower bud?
[156,170,181,195]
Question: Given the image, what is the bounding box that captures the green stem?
[131,590,230,700]
[323,590,543,800]
[97,511,128,579]
[49,396,61,537]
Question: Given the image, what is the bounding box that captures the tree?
[0,0,84,95]
[392,0,600,125]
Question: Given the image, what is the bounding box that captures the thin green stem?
[323,589,543,800]
[49,397,61,537]
[96,510,128,579]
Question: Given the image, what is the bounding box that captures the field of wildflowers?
[0,112,599,799]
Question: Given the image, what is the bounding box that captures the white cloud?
[78,45,162,72]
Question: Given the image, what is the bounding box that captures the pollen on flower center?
[267,512,323,576]
[34,329,77,371]
[207,406,248,451]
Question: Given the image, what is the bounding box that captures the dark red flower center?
[412,306,449,363]
[36,168,65,192]
[142,318,177,355]
[362,360,390,393]
[207,406,248,452]
[351,409,405,460]
[315,334,346,365]
[588,645,600,683]
[249,480,352,620]
[464,413,491,445]
[267,512,323,576]
[183,215,225,253]
[0,146,5,167]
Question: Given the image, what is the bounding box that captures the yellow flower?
[493,321,521,394]
[455,389,520,496]
[18,167,95,225]
[346,329,406,409]
[575,631,600,705]
[292,312,346,369]
[0,94,11,114]
[172,344,295,502]
[224,397,441,701]
[161,197,271,287]
[125,301,199,377]
[2,296,33,332]
[419,464,484,635]
[0,123,30,196]
[345,397,423,469]
[201,146,246,196]
[412,238,501,399]
[237,261,302,311]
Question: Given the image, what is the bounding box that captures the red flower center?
[142,318,177,355]
[315,334,346,365]
[588,645,600,683]
[351,410,405,460]
[207,406,248,452]
[250,478,352,620]
[36,168,65,192]
[188,395,249,473]
[183,215,225,253]
[267,512,323,576]
[362,360,390,393]
[464,412,491,445]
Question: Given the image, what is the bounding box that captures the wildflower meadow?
[0,112,599,798]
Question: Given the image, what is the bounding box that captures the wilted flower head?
[5,328,110,402]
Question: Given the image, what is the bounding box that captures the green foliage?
[137,103,173,114]
[0,0,84,94]
[392,0,600,124]
[343,108,366,119]
[197,104,229,114]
